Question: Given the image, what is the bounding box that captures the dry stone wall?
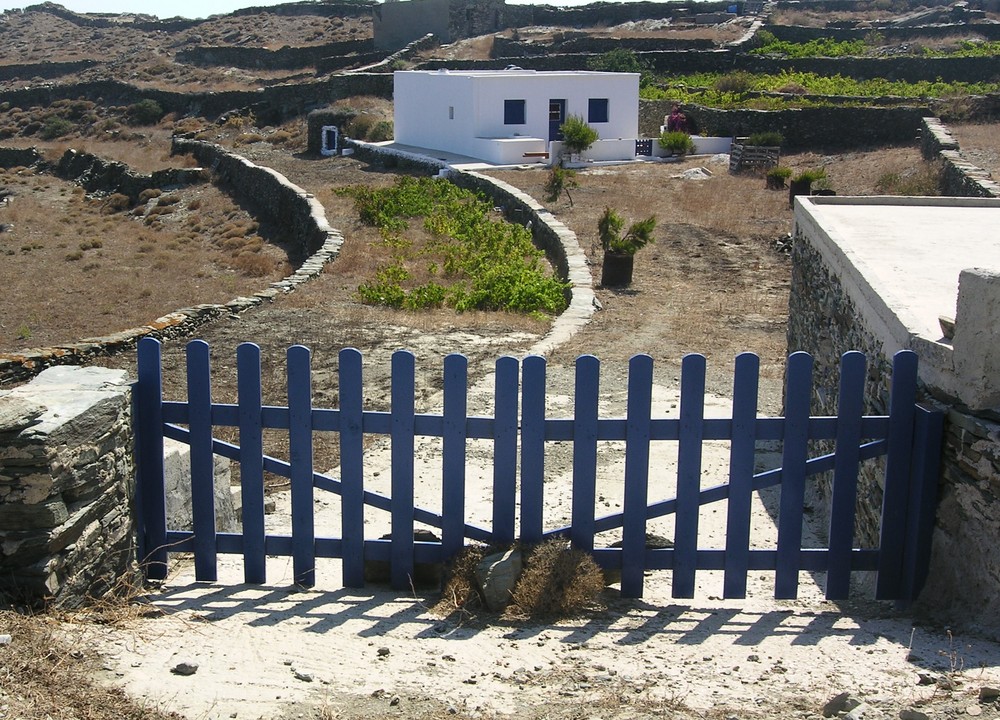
[0,366,136,607]
[920,117,1000,198]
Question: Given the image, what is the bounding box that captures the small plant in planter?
[544,166,579,206]
[559,115,598,163]
[789,168,827,206]
[599,207,657,287]
[766,165,792,190]
[658,130,696,157]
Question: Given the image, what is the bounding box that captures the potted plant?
[658,130,696,157]
[599,207,657,287]
[766,165,792,190]
[789,168,827,206]
[559,115,598,163]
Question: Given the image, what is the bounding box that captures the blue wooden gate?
[133,337,943,601]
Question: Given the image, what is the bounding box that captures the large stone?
[163,438,238,533]
[475,549,523,612]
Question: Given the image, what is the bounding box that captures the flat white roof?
[796,195,1000,342]
[399,69,638,78]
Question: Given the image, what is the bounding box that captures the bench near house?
[392,69,641,165]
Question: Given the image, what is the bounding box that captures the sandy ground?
[81,361,1000,720]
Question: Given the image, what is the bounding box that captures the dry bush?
[233,252,278,277]
[432,544,491,617]
[138,188,162,203]
[101,193,131,214]
[509,539,605,618]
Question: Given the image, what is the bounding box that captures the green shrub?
[127,99,164,126]
[543,166,578,205]
[713,71,755,94]
[40,117,74,139]
[766,165,793,189]
[368,120,394,142]
[658,130,696,155]
[793,168,827,184]
[746,131,783,147]
[559,115,598,155]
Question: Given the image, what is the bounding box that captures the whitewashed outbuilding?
[392,69,641,165]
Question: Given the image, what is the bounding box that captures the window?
[504,99,526,125]
[588,98,609,124]
[449,106,454,120]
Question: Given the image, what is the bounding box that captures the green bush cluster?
[342,177,568,315]
[752,33,867,58]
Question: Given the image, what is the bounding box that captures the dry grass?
[0,608,182,720]
[508,539,605,618]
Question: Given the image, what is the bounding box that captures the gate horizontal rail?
[134,337,943,601]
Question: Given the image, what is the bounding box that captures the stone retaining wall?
[0,143,345,385]
[177,39,375,70]
[0,366,136,607]
[53,148,206,202]
[492,35,715,58]
[920,117,1000,198]
[0,146,42,167]
[765,21,1000,42]
[0,60,99,81]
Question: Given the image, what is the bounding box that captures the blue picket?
[441,354,468,561]
[826,351,867,599]
[520,355,547,545]
[186,340,218,582]
[390,350,416,590]
[673,354,707,598]
[723,353,760,599]
[775,352,813,599]
[620,354,654,598]
[898,405,943,603]
[288,345,315,587]
[135,337,168,581]
[876,350,918,599]
[570,356,600,553]
[339,348,365,588]
[492,356,519,545]
[237,342,266,584]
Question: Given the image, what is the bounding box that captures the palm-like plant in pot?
[599,207,657,287]
[559,115,598,163]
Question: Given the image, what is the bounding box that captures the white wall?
[394,70,640,163]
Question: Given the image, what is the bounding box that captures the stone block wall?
[54,149,207,202]
[0,146,42,168]
[920,117,1000,198]
[176,39,375,71]
[0,366,136,607]
[788,212,1000,639]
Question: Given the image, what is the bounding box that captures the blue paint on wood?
[492,356,519,545]
[520,355,547,545]
[621,354,653,598]
[571,356,600,553]
[723,353,760,599]
[390,350,416,590]
[136,338,168,580]
[288,345,316,587]
[825,351,866,599]
[442,354,469,561]
[673,354,707,598]
[898,405,943,603]
[186,340,218,582]
[877,351,918,599]
[775,351,813,599]
[237,343,266,584]
[339,348,365,588]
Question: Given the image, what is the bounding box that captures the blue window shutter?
[504,99,525,125]
[588,98,609,123]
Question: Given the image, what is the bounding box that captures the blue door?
[548,99,566,141]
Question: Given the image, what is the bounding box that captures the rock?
[844,702,872,720]
[917,672,938,685]
[389,695,400,706]
[377,647,390,657]
[980,686,1000,701]
[292,667,314,682]
[474,548,523,612]
[823,692,862,717]
[0,634,11,645]
[171,661,199,676]
[966,705,983,716]
[899,709,930,720]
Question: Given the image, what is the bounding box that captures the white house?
[392,69,641,165]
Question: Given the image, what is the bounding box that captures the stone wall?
[492,35,715,58]
[788,210,1000,638]
[0,146,42,167]
[766,21,1000,42]
[0,366,136,607]
[176,39,375,70]
[920,117,1000,198]
[639,102,929,149]
[53,149,206,202]
[504,0,731,27]
[0,60,99,81]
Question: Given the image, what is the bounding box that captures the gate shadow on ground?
[149,581,884,649]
